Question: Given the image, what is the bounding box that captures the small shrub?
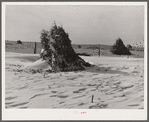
[17,40,22,44]
[78,45,81,48]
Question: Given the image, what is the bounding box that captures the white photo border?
[2,2,148,120]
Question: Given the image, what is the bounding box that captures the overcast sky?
[5,5,144,45]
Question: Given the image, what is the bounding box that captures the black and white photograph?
[2,2,147,120]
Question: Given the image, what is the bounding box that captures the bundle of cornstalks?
[40,22,91,72]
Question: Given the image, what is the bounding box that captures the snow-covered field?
[5,52,144,109]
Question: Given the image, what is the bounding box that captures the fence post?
[98,45,100,57]
[34,42,37,54]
